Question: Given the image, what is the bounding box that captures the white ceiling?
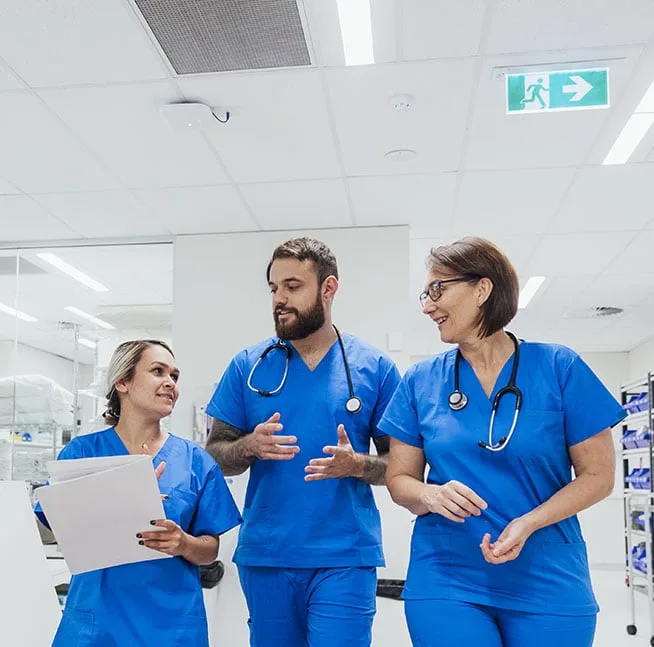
[0,0,651,357]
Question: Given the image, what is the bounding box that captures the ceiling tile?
[349,173,457,227]
[326,59,476,176]
[0,0,168,86]
[454,168,577,235]
[0,178,21,195]
[33,191,171,238]
[0,196,77,240]
[525,232,636,276]
[401,0,487,60]
[0,93,121,193]
[177,70,341,183]
[549,165,654,233]
[136,186,257,234]
[604,230,654,274]
[39,82,229,189]
[241,179,351,230]
[485,0,654,54]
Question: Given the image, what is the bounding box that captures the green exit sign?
[506,68,609,114]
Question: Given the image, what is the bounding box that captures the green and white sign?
[506,68,609,114]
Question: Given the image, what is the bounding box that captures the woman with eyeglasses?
[379,237,625,647]
[36,340,242,647]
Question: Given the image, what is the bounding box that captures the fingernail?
[138,540,144,546]
[136,533,142,538]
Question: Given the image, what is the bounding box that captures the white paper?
[36,455,171,575]
[0,481,61,647]
[46,454,146,483]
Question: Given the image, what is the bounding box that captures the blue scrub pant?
[238,566,376,647]
[405,599,596,647]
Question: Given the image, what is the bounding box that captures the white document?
[36,455,171,575]
[0,481,61,647]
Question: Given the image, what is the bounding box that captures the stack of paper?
[36,455,170,575]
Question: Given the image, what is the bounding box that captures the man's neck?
[290,321,338,358]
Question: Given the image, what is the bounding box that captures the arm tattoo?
[205,419,254,476]
[359,435,390,486]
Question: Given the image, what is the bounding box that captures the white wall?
[628,336,654,381]
[172,226,412,647]
[577,351,629,567]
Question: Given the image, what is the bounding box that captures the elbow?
[601,476,614,500]
[385,474,401,504]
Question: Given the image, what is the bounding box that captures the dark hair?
[266,237,338,286]
[103,339,175,425]
[427,237,519,338]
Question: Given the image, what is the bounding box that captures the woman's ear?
[114,380,128,394]
[477,277,494,307]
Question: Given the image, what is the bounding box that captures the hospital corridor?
[1,1,654,646]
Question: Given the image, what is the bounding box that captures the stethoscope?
[246,325,363,414]
[448,331,523,452]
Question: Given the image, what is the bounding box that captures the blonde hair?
[103,340,174,425]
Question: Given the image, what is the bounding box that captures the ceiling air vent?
[134,0,311,74]
[592,306,624,317]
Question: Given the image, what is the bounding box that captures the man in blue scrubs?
[205,237,401,647]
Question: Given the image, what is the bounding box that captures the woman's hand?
[480,516,535,564]
[137,519,189,557]
[419,480,488,523]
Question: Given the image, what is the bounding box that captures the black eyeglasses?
[419,275,480,306]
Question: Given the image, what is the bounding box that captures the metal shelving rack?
[622,374,654,645]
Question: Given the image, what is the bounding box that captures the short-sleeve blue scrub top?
[206,333,401,569]
[35,428,242,647]
[378,341,626,616]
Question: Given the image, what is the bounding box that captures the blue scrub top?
[206,333,401,569]
[35,428,242,647]
[378,341,626,616]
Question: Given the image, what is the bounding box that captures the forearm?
[206,436,254,476]
[181,534,220,566]
[524,473,613,532]
[387,473,430,516]
[356,453,389,485]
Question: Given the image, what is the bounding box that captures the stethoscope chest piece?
[448,390,468,411]
[346,396,363,414]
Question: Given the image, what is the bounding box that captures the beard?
[274,294,325,340]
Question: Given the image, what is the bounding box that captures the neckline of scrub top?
[108,425,172,463]
[288,335,340,374]
[457,348,517,414]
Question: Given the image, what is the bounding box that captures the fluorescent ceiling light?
[37,253,108,292]
[518,276,546,309]
[603,113,654,165]
[65,306,114,330]
[603,79,654,165]
[0,302,37,322]
[336,0,374,66]
[78,337,97,350]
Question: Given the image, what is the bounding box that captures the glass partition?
[3,242,173,483]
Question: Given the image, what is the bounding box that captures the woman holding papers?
[36,339,242,647]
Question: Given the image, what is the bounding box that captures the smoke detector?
[384,149,417,163]
[390,94,414,113]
